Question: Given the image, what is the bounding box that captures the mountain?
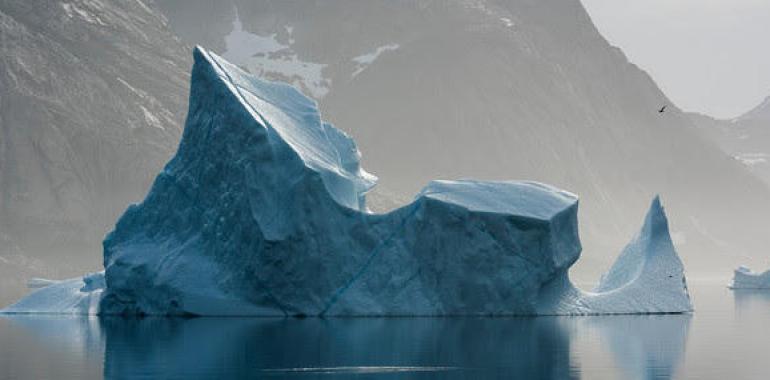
[737,96,770,122]
[691,95,770,187]
[155,0,770,279]
[0,0,189,303]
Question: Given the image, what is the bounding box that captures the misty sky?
[581,0,770,119]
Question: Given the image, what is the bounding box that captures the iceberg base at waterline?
[1,47,692,317]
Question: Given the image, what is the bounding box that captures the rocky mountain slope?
[0,0,189,303]
[691,96,770,187]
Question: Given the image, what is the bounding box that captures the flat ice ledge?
[420,180,577,220]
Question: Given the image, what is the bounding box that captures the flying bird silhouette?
[658,105,667,113]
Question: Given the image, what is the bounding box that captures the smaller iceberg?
[538,197,693,315]
[729,266,770,289]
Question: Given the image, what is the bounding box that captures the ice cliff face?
[729,266,770,289]
[2,48,691,316]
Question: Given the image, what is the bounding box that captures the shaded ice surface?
[2,48,692,316]
[729,266,770,289]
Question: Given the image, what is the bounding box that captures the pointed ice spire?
[594,196,682,292]
[639,195,671,245]
[570,195,693,313]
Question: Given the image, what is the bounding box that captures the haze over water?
[1,281,768,380]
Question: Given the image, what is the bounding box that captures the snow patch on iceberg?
[734,153,770,167]
[2,47,692,316]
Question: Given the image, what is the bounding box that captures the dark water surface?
[1,281,769,379]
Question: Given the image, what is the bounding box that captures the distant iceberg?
[2,48,692,316]
[729,266,770,289]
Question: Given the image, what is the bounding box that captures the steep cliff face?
[157,0,770,276]
[0,0,189,302]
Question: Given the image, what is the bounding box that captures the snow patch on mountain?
[351,44,400,77]
[61,2,107,26]
[734,153,770,166]
[222,6,329,98]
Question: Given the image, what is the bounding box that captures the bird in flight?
[658,105,667,114]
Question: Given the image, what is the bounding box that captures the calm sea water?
[1,281,769,380]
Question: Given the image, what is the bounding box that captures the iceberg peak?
[594,196,677,292]
[641,195,670,243]
[189,46,376,212]
[582,196,691,313]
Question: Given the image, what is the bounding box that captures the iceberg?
[2,47,692,316]
[729,266,770,289]
[538,197,693,315]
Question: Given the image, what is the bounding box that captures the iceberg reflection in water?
[0,314,690,379]
[733,288,770,314]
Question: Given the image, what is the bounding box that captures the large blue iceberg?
[2,48,692,316]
